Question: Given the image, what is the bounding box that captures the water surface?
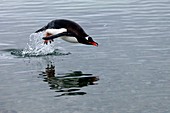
[0,0,170,113]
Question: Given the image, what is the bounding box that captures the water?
[1,0,170,113]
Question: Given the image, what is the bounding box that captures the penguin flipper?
[42,32,76,40]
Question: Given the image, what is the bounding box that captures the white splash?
[22,32,55,57]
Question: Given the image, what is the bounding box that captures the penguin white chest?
[45,28,78,43]
[45,28,67,35]
[60,36,78,43]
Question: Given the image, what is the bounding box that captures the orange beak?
[89,41,98,46]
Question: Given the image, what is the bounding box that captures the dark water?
[1,0,170,113]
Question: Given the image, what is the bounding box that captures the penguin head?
[78,36,98,46]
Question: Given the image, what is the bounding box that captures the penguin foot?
[44,32,54,44]
[44,39,54,45]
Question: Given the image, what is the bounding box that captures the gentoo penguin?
[35,19,98,46]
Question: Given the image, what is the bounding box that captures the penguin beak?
[89,41,98,46]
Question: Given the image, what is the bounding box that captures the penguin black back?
[35,19,88,38]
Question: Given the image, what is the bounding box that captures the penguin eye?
[85,36,89,40]
[85,36,93,41]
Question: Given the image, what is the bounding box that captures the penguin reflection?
[41,64,99,97]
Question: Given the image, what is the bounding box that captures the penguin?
[35,19,98,46]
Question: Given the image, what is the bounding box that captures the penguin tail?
[35,25,48,33]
